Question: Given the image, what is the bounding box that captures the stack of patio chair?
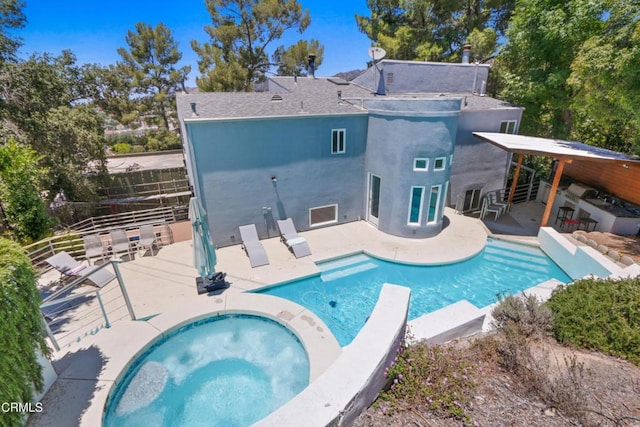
[239,224,269,267]
[276,218,312,258]
[488,190,508,215]
[82,233,107,264]
[45,251,115,288]
[109,229,133,259]
[480,197,502,220]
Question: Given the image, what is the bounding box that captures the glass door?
[368,174,381,226]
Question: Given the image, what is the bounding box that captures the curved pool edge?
[38,291,342,427]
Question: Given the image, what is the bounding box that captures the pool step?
[484,254,551,273]
[318,254,372,273]
[485,245,550,266]
[321,262,378,282]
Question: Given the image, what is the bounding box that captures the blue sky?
[18,0,374,85]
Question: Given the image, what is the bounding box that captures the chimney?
[307,53,316,78]
[190,102,198,117]
[461,44,471,64]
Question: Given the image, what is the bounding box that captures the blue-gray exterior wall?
[448,108,523,207]
[364,99,460,237]
[352,62,490,95]
[186,114,369,246]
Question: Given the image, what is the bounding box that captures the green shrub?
[0,238,49,426]
[112,142,133,154]
[379,339,476,424]
[547,277,640,365]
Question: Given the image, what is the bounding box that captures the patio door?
[368,174,381,226]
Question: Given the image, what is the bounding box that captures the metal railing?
[68,205,186,233]
[40,259,136,351]
[505,180,540,205]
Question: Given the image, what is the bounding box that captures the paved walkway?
[31,209,489,426]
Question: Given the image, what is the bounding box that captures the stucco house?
[177,58,523,246]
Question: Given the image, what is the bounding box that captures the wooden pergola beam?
[540,158,570,227]
[507,154,524,206]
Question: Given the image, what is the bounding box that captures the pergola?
[473,132,640,227]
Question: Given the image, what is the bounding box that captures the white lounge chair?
[239,224,269,267]
[137,225,159,256]
[45,251,115,288]
[82,233,106,264]
[109,229,133,259]
[276,218,311,258]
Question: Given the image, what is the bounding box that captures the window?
[310,204,338,227]
[331,129,346,154]
[449,154,454,166]
[500,120,517,134]
[434,157,446,171]
[427,185,441,223]
[413,158,429,171]
[408,186,425,225]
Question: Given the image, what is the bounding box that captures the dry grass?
[353,335,640,427]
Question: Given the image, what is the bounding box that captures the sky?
[17,0,374,86]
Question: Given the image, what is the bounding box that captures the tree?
[0,50,109,202]
[0,138,52,242]
[0,237,49,427]
[192,0,311,91]
[117,22,191,129]
[495,0,622,143]
[86,62,139,127]
[273,39,324,76]
[355,0,514,62]
[567,1,640,154]
[0,0,25,62]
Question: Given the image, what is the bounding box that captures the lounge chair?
[239,224,269,267]
[82,233,106,264]
[137,225,159,256]
[45,251,115,288]
[109,229,133,259]
[276,218,311,258]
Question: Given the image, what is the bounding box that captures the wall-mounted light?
[271,176,277,182]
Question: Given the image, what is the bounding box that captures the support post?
[508,154,524,206]
[112,259,137,320]
[540,159,567,227]
[96,291,110,328]
[42,315,60,352]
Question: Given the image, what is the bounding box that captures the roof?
[177,77,373,120]
[473,132,640,164]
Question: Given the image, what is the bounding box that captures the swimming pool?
[103,315,309,427]
[258,239,571,346]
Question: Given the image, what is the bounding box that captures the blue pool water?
[258,239,571,346]
[103,315,309,427]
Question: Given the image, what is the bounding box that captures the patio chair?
[239,224,269,267]
[488,191,508,215]
[137,225,159,256]
[480,198,501,221]
[45,251,115,288]
[109,229,133,259]
[276,218,312,258]
[82,233,106,264]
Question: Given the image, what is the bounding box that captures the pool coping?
[30,293,342,427]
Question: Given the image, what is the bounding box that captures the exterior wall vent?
[271,94,283,102]
[386,72,394,85]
